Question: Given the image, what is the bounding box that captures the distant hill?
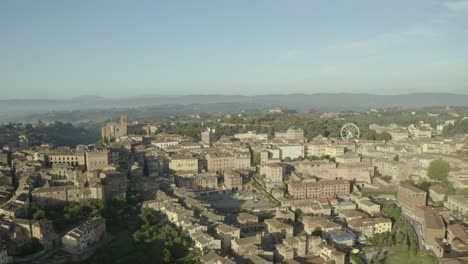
[1,93,468,121]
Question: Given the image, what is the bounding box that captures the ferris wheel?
[341,123,360,140]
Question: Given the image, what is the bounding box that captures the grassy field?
[251,179,280,207]
[361,190,397,197]
[385,249,438,264]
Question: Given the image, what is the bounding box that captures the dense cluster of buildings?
[397,182,468,261]
[0,113,467,263]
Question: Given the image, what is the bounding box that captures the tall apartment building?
[397,183,427,214]
[288,180,350,199]
[201,128,215,144]
[101,115,128,142]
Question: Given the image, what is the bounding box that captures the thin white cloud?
[326,27,435,54]
[277,49,304,62]
[444,0,468,14]
[327,0,468,54]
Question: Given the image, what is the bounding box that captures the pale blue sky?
[1,0,468,99]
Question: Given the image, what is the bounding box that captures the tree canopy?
[427,160,450,183]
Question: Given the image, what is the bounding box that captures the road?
[401,211,424,251]
[379,199,425,251]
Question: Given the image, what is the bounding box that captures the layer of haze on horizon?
[1,0,468,99]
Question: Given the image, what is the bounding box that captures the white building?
[279,145,304,160]
[192,232,221,254]
[151,140,179,149]
[62,217,106,253]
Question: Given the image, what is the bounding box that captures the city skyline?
[2,0,468,99]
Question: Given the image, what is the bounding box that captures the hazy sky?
[1,0,468,99]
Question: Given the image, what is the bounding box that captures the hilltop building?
[201,128,215,144]
[101,115,128,142]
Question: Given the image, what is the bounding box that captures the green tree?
[427,159,450,183]
[382,203,401,222]
[376,131,392,141]
[29,203,46,220]
[162,248,174,263]
[312,227,322,236]
[294,209,303,223]
[139,208,158,226]
[32,209,46,220]
[252,151,261,166]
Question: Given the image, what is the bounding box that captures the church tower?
[120,115,128,137]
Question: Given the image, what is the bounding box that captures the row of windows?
[51,156,81,161]
[90,161,107,165]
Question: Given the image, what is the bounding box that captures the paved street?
[401,211,424,251]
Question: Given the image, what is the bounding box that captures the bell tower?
[120,115,128,137]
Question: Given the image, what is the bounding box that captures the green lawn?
[385,249,438,264]
[361,190,397,197]
[251,179,280,207]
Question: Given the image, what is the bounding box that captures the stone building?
[288,180,350,199]
[347,217,392,239]
[176,172,219,191]
[260,163,285,183]
[205,152,234,172]
[32,185,83,207]
[100,170,127,201]
[264,218,294,239]
[235,213,263,233]
[233,152,251,169]
[429,185,447,203]
[397,183,427,215]
[31,184,104,207]
[446,195,468,215]
[319,244,346,264]
[447,224,468,258]
[327,229,355,248]
[169,155,199,173]
[201,128,215,144]
[306,141,328,157]
[62,217,106,253]
[278,145,305,160]
[101,115,128,142]
[0,150,10,165]
[356,198,381,216]
[325,145,346,157]
[2,218,57,253]
[302,216,340,235]
[46,150,86,167]
[295,161,373,184]
[215,224,240,252]
[275,128,304,141]
[224,170,243,191]
[85,150,109,171]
